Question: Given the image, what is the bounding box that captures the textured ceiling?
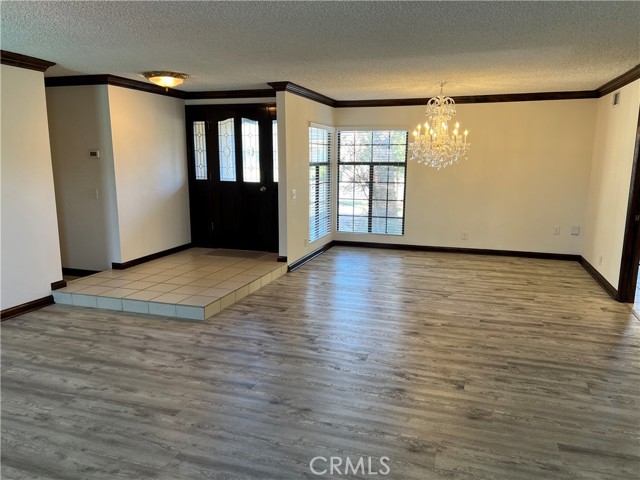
[1,1,639,99]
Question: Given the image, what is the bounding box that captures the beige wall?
[582,80,640,288]
[46,85,120,271]
[1,65,62,310]
[278,92,335,263]
[108,86,191,263]
[333,100,596,254]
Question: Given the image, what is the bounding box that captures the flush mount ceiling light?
[142,71,189,89]
[408,82,470,170]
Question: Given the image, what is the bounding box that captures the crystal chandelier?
[408,82,470,170]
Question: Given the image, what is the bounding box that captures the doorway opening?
[185,104,278,252]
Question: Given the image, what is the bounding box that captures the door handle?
[260,186,267,192]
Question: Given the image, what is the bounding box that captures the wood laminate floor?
[2,247,639,479]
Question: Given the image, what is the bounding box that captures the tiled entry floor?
[53,248,286,320]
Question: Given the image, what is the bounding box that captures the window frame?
[309,123,334,244]
[336,128,408,236]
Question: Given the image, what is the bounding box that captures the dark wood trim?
[268,82,335,107]
[288,242,335,272]
[51,280,67,291]
[616,106,640,303]
[40,64,640,106]
[1,296,54,321]
[45,74,111,87]
[62,267,100,277]
[455,91,598,104]
[334,91,598,108]
[597,64,640,97]
[580,257,619,301]
[184,89,275,100]
[186,103,276,113]
[1,50,55,72]
[277,256,288,263]
[45,74,184,98]
[112,243,192,270]
[333,240,579,261]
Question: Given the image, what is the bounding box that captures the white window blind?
[309,126,332,243]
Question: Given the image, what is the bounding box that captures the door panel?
[186,104,278,252]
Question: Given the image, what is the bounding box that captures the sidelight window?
[242,118,260,183]
[272,120,279,182]
[218,118,236,182]
[193,121,207,180]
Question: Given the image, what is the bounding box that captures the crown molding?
[45,74,184,98]
[334,90,599,108]
[597,64,640,97]
[184,89,275,100]
[39,63,640,107]
[0,50,55,72]
[268,81,335,107]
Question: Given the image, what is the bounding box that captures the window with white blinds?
[309,126,332,243]
[337,130,407,235]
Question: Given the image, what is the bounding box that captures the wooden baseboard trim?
[277,256,288,263]
[288,242,335,272]
[1,295,54,321]
[62,267,100,277]
[51,280,67,290]
[332,240,580,261]
[112,243,192,270]
[579,257,619,300]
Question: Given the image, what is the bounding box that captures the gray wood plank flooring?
[2,247,639,479]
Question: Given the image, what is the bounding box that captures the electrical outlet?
[291,189,297,200]
[461,232,468,240]
[553,226,560,235]
[571,226,580,236]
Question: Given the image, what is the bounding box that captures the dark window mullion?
[368,164,374,233]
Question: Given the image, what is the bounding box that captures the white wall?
[46,85,120,271]
[278,92,334,263]
[582,80,640,288]
[334,100,596,254]
[1,65,62,310]
[108,86,190,263]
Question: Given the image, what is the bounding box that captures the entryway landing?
[52,248,286,320]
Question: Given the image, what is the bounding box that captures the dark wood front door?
[186,104,278,252]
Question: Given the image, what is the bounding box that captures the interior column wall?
[279,92,335,264]
[107,86,191,263]
[582,79,640,288]
[46,85,120,271]
[1,65,62,309]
